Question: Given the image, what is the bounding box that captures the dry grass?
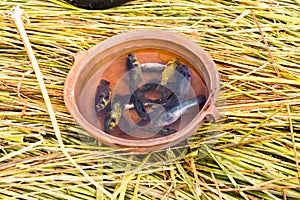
[0,0,300,199]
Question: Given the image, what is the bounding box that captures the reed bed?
[0,0,299,199]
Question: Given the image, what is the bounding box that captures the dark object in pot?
[94,79,111,114]
[65,0,133,10]
[103,94,126,133]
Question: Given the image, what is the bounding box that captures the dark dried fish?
[158,59,179,101]
[153,95,206,128]
[130,90,148,120]
[127,53,149,120]
[103,95,125,133]
[95,79,111,114]
[127,53,142,93]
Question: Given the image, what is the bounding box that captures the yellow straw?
[11,6,112,199]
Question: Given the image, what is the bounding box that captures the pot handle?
[204,105,219,123]
[200,91,220,124]
[72,50,88,67]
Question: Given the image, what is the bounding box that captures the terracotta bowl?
[64,30,220,152]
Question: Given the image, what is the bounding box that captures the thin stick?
[228,76,300,85]
[286,104,300,184]
[250,9,281,78]
[210,171,222,200]
[11,6,112,199]
[0,140,43,163]
[17,70,32,118]
[239,104,285,143]
[230,9,251,25]
[214,135,279,150]
[282,188,287,200]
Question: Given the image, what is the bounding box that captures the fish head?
[104,115,118,133]
[127,53,140,71]
[100,79,110,86]
[177,65,191,78]
[95,86,111,113]
[154,112,174,128]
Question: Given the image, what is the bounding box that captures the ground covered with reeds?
[1,0,300,199]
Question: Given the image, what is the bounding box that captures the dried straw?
[0,0,299,199]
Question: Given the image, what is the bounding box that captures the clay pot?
[64,30,220,152]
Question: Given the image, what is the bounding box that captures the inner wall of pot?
[75,40,211,140]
